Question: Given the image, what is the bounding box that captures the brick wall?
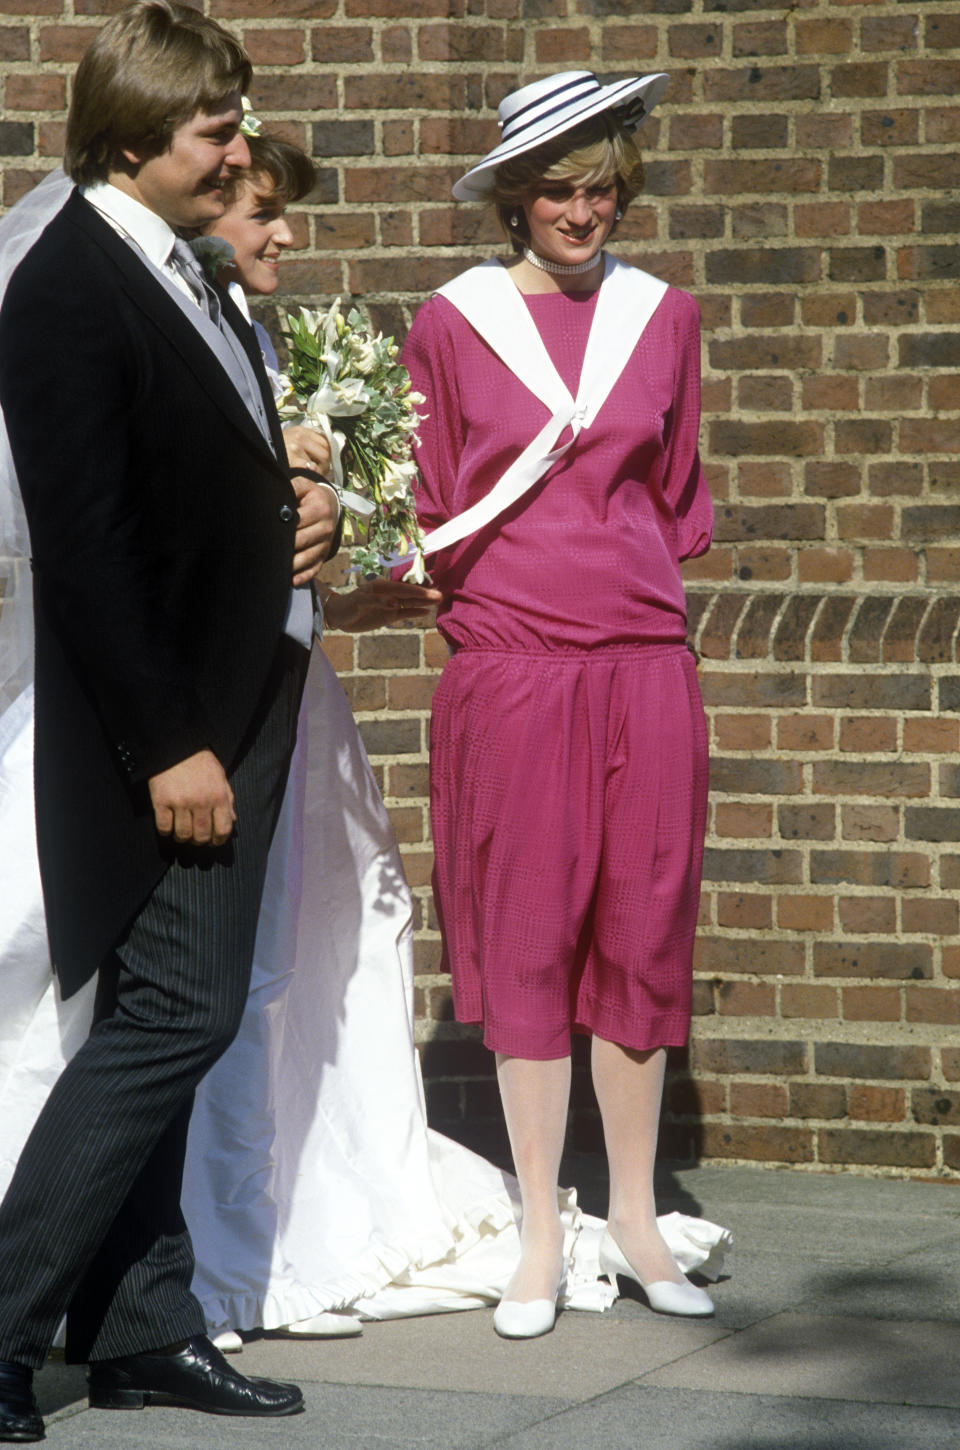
[2,0,958,1178]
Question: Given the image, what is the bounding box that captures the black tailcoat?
[0,190,302,997]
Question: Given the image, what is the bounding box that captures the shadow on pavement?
[697,1272,960,1407]
[34,1356,87,1415]
[804,1263,956,1322]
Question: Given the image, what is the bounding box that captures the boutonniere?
[188,235,235,280]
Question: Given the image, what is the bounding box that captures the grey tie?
[165,239,312,649]
[170,238,222,327]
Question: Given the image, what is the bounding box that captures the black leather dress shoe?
[86,1335,303,1417]
[0,1361,44,1443]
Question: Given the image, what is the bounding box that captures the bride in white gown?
[0,152,729,1347]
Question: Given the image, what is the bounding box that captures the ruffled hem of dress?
[199,1178,522,1332]
[199,1189,731,1331]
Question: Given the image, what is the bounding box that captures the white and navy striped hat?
[452,70,669,202]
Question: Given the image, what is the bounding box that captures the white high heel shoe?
[599,1230,714,1317]
[493,1294,558,1340]
[273,1311,363,1338]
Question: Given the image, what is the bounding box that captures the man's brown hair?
[65,0,251,185]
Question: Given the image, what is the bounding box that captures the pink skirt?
[429,644,708,1060]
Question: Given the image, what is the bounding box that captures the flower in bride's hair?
[187,235,234,279]
[239,97,262,139]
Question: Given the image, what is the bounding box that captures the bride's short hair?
[221,136,317,209]
[65,0,251,186]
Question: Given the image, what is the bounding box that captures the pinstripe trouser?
[0,638,309,1368]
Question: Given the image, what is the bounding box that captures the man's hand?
[321,578,443,633]
[148,749,236,846]
[290,473,339,586]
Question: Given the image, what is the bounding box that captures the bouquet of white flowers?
[277,299,427,580]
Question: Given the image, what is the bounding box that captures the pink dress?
[402,272,713,1060]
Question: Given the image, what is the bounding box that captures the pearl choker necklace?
[523,246,603,276]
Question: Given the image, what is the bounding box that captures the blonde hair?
[65,0,251,185]
[489,113,645,251]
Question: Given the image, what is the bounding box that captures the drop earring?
[615,208,623,221]
[510,211,519,228]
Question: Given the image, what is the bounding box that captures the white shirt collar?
[227,279,251,322]
[81,181,177,270]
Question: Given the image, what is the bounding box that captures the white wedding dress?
[0,174,730,1338]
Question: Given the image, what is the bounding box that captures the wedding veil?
[0,169,73,712]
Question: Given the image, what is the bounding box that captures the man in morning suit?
[0,3,341,1439]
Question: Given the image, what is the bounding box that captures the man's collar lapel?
[64,190,284,474]
[218,283,289,463]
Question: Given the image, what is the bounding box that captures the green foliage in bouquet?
[278,300,426,580]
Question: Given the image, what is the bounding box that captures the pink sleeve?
[400,296,466,537]
[664,291,713,562]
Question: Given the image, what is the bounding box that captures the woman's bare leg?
[495,1053,570,1303]
[591,1039,684,1285]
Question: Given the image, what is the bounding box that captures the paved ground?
[32,1159,960,1448]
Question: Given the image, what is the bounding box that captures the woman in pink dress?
[402,71,716,1338]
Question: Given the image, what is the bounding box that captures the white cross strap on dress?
[418,255,668,558]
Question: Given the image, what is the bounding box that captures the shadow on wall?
[660,1043,707,1163]
[420,1019,511,1170]
[571,1039,706,1163]
[421,1027,709,1214]
[422,1026,640,1168]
